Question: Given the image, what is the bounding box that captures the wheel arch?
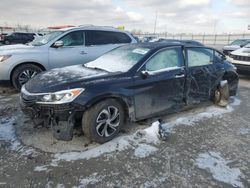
[85,94,134,121]
[10,62,46,84]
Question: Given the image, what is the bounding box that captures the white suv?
[0,26,137,90]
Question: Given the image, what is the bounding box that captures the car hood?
[0,44,41,55]
[25,65,110,93]
[231,47,250,56]
[222,45,241,51]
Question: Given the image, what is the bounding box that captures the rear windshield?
[230,39,247,46]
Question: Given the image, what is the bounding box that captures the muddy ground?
[0,75,250,188]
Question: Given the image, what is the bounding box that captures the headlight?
[37,88,84,104]
[0,55,12,62]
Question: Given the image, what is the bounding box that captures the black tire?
[82,99,125,143]
[11,64,43,91]
[4,40,10,45]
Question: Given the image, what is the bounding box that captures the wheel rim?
[18,69,38,85]
[96,106,120,138]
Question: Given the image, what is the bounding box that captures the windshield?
[245,43,250,48]
[230,39,247,46]
[85,46,150,73]
[30,31,64,46]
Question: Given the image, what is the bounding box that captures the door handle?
[80,51,87,55]
[175,74,185,78]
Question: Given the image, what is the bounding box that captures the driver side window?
[145,47,182,71]
[59,31,84,47]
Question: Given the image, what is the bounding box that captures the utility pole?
[153,12,158,34]
[213,19,217,34]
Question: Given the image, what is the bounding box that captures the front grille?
[232,55,250,62]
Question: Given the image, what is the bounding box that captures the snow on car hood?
[231,46,250,57]
[25,65,109,92]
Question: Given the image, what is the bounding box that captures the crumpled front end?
[20,91,81,141]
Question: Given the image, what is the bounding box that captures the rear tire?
[214,80,229,107]
[82,99,125,143]
[11,64,42,91]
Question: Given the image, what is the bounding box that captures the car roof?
[127,42,203,50]
[58,25,129,33]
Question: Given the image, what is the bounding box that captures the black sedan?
[20,43,239,143]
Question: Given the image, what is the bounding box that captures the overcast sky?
[0,0,249,33]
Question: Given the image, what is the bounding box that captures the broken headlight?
[37,88,84,104]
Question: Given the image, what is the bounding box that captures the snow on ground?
[161,97,241,132]
[0,117,37,156]
[196,151,244,188]
[50,97,241,166]
[134,144,158,158]
[73,173,105,188]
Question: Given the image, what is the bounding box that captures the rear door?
[82,30,131,63]
[185,47,223,104]
[48,31,85,68]
[133,46,186,119]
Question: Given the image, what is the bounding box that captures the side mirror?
[53,40,64,48]
[140,70,150,79]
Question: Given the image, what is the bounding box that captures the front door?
[48,31,85,69]
[133,46,186,119]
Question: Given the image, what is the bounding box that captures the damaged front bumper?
[20,94,83,141]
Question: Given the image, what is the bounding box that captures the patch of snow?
[196,151,244,188]
[56,184,65,188]
[143,176,168,188]
[74,173,104,187]
[162,97,240,128]
[51,97,240,164]
[230,97,241,106]
[0,117,21,150]
[51,137,131,165]
[238,127,250,135]
[0,117,36,156]
[41,65,107,83]
[134,121,161,144]
[134,144,158,158]
[34,165,48,172]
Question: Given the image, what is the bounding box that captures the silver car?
[222,39,250,55]
[0,26,137,90]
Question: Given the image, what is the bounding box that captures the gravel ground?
[0,74,250,188]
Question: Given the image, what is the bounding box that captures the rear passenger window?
[146,47,183,72]
[85,31,131,46]
[187,48,214,67]
[112,32,131,43]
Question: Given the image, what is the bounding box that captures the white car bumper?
[227,56,250,72]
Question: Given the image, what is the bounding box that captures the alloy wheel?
[95,106,120,137]
[18,69,38,85]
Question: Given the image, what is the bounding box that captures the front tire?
[82,99,125,143]
[11,64,42,90]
